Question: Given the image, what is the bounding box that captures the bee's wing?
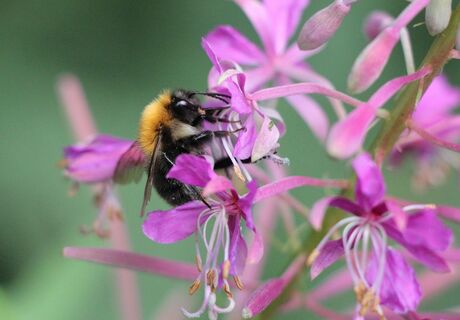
[114,142,145,184]
[140,131,162,217]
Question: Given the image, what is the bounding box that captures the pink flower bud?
[425,0,452,36]
[364,11,394,40]
[348,27,399,93]
[297,0,351,51]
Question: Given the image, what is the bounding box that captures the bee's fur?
[137,89,232,207]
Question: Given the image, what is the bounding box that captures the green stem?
[259,3,460,319]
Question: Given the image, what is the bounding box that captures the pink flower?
[204,0,334,141]
[63,135,137,183]
[142,154,262,319]
[309,153,453,318]
[393,75,460,190]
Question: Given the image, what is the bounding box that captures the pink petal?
[202,175,234,197]
[366,248,422,313]
[205,25,265,65]
[64,135,134,183]
[412,75,460,126]
[167,154,215,188]
[235,0,274,55]
[247,230,264,264]
[244,66,275,92]
[310,239,344,279]
[234,115,257,159]
[352,153,386,210]
[63,247,198,281]
[264,0,310,53]
[251,116,280,162]
[326,104,376,159]
[385,200,408,230]
[142,202,207,244]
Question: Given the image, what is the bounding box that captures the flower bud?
[297,0,351,50]
[348,28,399,93]
[425,0,452,36]
[363,11,394,40]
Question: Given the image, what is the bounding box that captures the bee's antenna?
[191,92,231,104]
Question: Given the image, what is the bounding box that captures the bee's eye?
[176,100,188,107]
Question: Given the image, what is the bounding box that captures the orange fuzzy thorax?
[138,90,172,155]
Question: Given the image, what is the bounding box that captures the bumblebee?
[114,89,245,215]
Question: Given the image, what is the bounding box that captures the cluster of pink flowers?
[59,0,460,319]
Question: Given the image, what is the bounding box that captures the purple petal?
[366,248,421,313]
[326,105,376,159]
[251,116,280,162]
[63,247,198,281]
[167,154,215,187]
[311,239,345,279]
[384,222,451,272]
[234,115,257,159]
[387,210,453,251]
[264,0,310,53]
[142,201,208,244]
[204,25,265,65]
[244,66,275,92]
[228,215,248,275]
[63,134,134,183]
[352,153,385,210]
[310,196,365,230]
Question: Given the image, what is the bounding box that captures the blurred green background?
[1,0,459,319]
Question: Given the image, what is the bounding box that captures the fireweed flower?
[202,39,287,178]
[308,153,453,318]
[204,0,340,141]
[142,154,262,319]
[62,135,137,184]
[348,0,430,93]
[393,75,460,190]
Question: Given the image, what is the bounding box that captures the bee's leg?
[178,128,245,149]
[214,157,253,169]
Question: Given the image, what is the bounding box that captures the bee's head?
[169,89,204,125]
